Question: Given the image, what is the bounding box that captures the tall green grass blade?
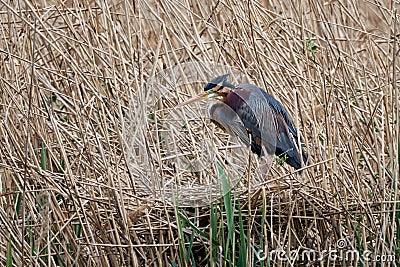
[187,226,196,265]
[211,204,218,264]
[216,161,234,262]
[175,206,189,266]
[186,209,196,265]
[178,211,218,245]
[237,200,247,267]
[7,238,12,267]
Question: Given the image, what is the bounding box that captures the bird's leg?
[260,146,273,178]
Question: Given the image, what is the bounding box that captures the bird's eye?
[216,85,224,91]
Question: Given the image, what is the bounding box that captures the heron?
[177,74,307,170]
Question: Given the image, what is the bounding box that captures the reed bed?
[0,0,399,266]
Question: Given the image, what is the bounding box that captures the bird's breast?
[224,90,258,126]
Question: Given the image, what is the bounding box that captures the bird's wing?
[233,85,277,157]
[258,88,308,168]
[254,88,300,139]
[237,84,297,139]
[208,102,251,147]
[236,83,307,169]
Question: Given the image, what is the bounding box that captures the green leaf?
[276,153,288,166]
[7,238,12,267]
[176,208,187,266]
[178,211,218,245]
[211,204,219,262]
[259,199,267,266]
[51,92,57,102]
[216,161,234,261]
[238,201,247,267]
[147,113,155,120]
[306,39,318,60]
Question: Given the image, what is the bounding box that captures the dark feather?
[234,83,307,169]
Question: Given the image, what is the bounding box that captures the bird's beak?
[176,89,218,108]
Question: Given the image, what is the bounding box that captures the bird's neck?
[225,89,249,110]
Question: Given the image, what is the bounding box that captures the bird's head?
[177,74,235,107]
[204,74,235,92]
